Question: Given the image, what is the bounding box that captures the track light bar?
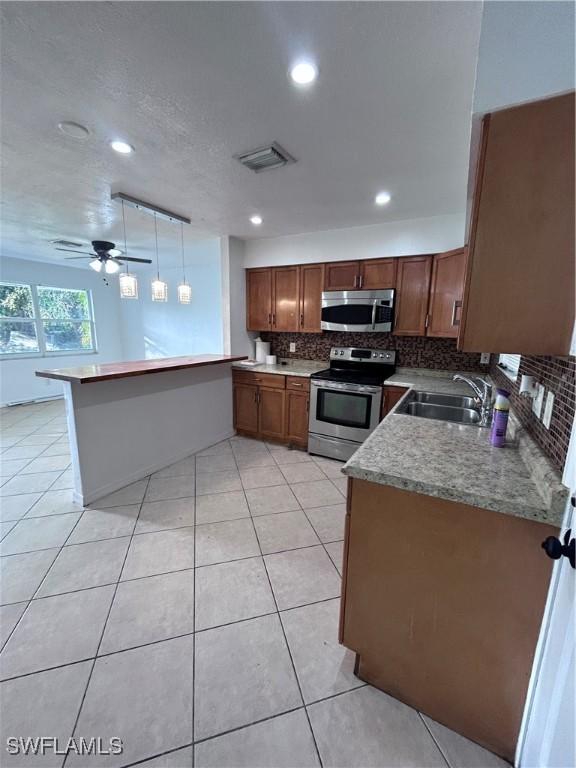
[111,192,191,225]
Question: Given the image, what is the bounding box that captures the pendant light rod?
[180,222,186,283]
[154,212,160,280]
[121,200,129,274]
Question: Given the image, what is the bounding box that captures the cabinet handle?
[451,300,462,326]
[254,390,258,403]
[353,275,358,288]
[425,313,430,329]
[300,313,304,326]
[359,274,363,288]
[306,398,309,413]
[268,313,272,325]
[291,382,303,387]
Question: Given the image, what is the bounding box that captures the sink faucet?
[453,374,493,427]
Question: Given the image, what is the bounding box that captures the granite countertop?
[232,358,327,378]
[343,368,567,527]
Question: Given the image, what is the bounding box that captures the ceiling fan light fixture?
[119,272,138,299]
[104,259,120,274]
[151,278,168,302]
[177,282,192,305]
[89,258,102,272]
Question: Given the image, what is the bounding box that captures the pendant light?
[118,200,138,299]
[177,222,192,304]
[151,212,168,302]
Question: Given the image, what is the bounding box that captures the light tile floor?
[0,400,509,768]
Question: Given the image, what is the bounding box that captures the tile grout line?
[418,712,452,768]
[61,473,153,768]
[232,439,325,768]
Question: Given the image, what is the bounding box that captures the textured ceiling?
[0,1,482,267]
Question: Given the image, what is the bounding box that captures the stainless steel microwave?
[321,289,394,332]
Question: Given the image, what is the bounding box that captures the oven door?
[321,290,394,332]
[309,380,383,443]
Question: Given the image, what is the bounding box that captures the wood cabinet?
[340,478,556,762]
[272,266,300,332]
[323,259,397,291]
[459,92,575,354]
[427,248,466,338]
[246,268,272,331]
[381,386,409,418]
[393,256,432,336]
[233,371,309,448]
[324,261,360,291]
[299,264,324,332]
[360,258,397,290]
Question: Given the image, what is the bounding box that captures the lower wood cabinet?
[233,371,309,448]
[381,386,409,418]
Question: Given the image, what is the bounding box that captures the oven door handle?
[311,381,382,395]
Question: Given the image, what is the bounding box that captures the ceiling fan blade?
[64,256,92,260]
[55,248,93,255]
[122,256,153,264]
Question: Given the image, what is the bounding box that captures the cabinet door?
[427,249,466,338]
[246,269,272,331]
[324,261,360,291]
[233,384,259,435]
[393,256,432,336]
[299,264,324,332]
[459,93,574,354]
[360,259,397,290]
[258,387,286,441]
[272,266,300,332]
[381,386,409,418]
[285,391,309,448]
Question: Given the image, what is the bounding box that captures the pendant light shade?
[151,212,168,302]
[119,273,138,299]
[119,200,139,299]
[177,222,191,304]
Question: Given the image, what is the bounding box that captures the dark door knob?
[542,529,575,569]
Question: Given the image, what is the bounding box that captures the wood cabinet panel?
[381,386,409,418]
[258,388,286,440]
[285,390,309,448]
[272,266,300,332]
[299,264,324,332]
[341,479,556,762]
[459,93,575,354]
[360,258,397,290]
[427,248,466,338]
[233,383,259,435]
[393,256,432,336]
[246,269,272,331]
[324,261,361,291]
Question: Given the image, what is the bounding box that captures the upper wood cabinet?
[299,264,324,333]
[324,261,360,290]
[459,93,575,354]
[246,268,272,331]
[323,258,397,290]
[272,266,300,332]
[393,256,432,336]
[427,248,466,338]
[360,258,397,290]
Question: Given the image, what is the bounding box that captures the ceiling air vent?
[235,142,296,173]
[50,239,84,248]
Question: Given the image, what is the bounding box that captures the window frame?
[0,281,98,359]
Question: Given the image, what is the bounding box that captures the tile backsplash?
[262,332,489,372]
[490,355,575,473]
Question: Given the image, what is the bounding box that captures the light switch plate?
[533,383,545,419]
[480,352,490,365]
[289,342,296,353]
[543,391,555,429]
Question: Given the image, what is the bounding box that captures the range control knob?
[372,353,377,358]
[339,350,344,355]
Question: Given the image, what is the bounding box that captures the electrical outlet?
[480,352,490,365]
[533,383,545,419]
[543,391,555,429]
[289,342,296,353]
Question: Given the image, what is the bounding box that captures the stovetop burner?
[311,346,396,387]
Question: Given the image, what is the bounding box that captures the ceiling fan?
[56,240,152,274]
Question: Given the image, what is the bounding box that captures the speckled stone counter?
[232,358,326,378]
[344,369,567,526]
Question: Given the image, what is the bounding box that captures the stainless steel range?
[308,347,396,461]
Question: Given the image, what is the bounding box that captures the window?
[498,353,521,380]
[0,282,96,357]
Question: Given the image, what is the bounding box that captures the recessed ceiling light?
[250,215,263,226]
[58,121,90,140]
[110,140,134,155]
[290,61,318,86]
[375,191,392,206]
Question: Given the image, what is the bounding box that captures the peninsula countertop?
[343,368,567,526]
[36,354,248,384]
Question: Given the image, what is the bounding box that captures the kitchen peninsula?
[36,354,246,505]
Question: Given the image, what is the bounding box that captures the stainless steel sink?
[396,390,483,425]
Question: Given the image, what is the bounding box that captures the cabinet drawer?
[232,370,285,389]
[286,376,310,392]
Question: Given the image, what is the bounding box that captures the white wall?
[119,239,224,360]
[220,236,254,358]
[473,1,575,114]
[0,256,123,405]
[243,213,465,268]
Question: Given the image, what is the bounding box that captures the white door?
[517,423,575,768]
